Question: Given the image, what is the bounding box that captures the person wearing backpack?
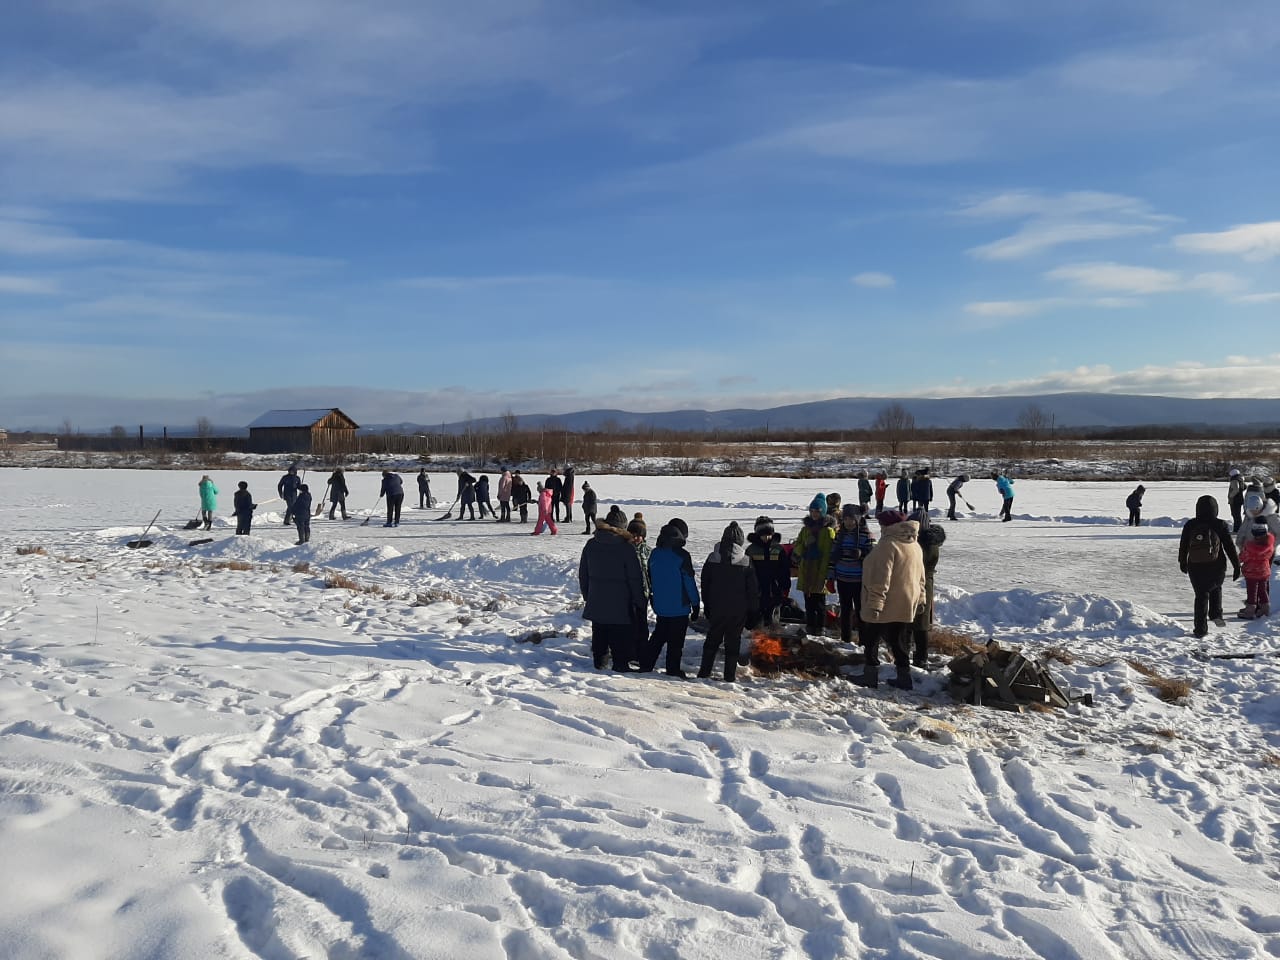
[1178,494,1241,639]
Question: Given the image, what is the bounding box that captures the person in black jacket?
[562,465,576,523]
[293,484,312,544]
[699,522,760,682]
[945,475,968,521]
[910,468,934,515]
[511,472,532,522]
[278,466,301,525]
[417,469,432,509]
[476,475,496,520]
[1126,484,1145,527]
[380,471,404,527]
[546,469,565,521]
[233,481,255,536]
[579,518,646,672]
[327,468,349,520]
[580,481,598,534]
[1178,494,1241,638]
[912,517,946,667]
[895,469,910,513]
[745,516,791,627]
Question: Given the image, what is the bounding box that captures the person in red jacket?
[874,472,887,513]
[532,482,559,535]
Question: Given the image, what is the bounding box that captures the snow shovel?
[127,509,162,549]
[433,495,460,521]
[314,481,331,517]
[962,498,975,511]
[183,518,202,530]
[187,537,214,547]
[361,495,384,526]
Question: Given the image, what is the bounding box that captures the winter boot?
[697,646,718,679]
[912,630,929,669]
[851,669,878,689]
[1258,603,1271,617]
[1238,604,1257,620]
[891,669,914,691]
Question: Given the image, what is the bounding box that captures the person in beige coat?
[856,510,927,690]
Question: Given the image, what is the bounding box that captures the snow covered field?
[1,468,1278,959]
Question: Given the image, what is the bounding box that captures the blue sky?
[2,0,1279,430]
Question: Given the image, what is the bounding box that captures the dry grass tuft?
[209,560,254,572]
[1260,752,1280,768]
[1126,659,1193,703]
[16,545,47,556]
[414,587,464,606]
[324,572,389,597]
[1040,645,1076,665]
[930,627,984,658]
[1151,727,1180,740]
[292,562,311,573]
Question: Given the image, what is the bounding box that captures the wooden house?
[247,408,359,455]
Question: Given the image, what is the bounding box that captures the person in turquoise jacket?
[993,472,1015,522]
[197,475,218,530]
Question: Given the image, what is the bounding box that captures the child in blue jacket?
[642,521,701,677]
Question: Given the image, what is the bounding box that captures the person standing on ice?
[857,471,873,511]
[945,474,968,521]
[746,516,791,628]
[642,521,700,677]
[1126,484,1145,526]
[911,512,946,668]
[531,482,559,535]
[278,466,301,525]
[562,465,576,523]
[792,493,836,636]
[476,475,497,520]
[1178,494,1240,639]
[910,468,934,515]
[458,476,477,520]
[197,475,218,530]
[326,467,349,520]
[830,504,875,644]
[825,492,843,524]
[874,472,888,514]
[233,481,255,536]
[1237,520,1275,619]
[628,515,652,657]
[992,471,1015,521]
[511,471,532,523]
[1236,485,1280,549]
[293,484,313,544]
[580,481,598,533]
[545,469,564,522]
[855,510,926,690]
[579,509,646,671]
[895,469,910,513]
[698,522,759,683]
[380,470,404,527]
[1227,469,1246,533]
[416,469,432,509]
[497,469,513,522]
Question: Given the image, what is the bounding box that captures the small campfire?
[747,629,862,676]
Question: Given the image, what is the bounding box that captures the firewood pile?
[947,641,1091,711]
[748,629,861,676]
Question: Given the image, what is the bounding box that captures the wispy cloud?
[961,190,1170,260]
[0,275,58,295]
[401,274,581,292]
[1234,292,1280,304]
[1046,262,1182,295]
[851,271,895,288]
[1174,222,1280,261]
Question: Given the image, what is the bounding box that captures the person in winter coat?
[643,522,701,676]
[497,470,513,522]
[857,471,873,510]
[476,475,497,520]
[1263,475,1280,508]
[830,504,876,643]
[993,472,1014,522]
[198,475,218,530]
[910,469,934,515]
[278,466,302,525]
[895,470,910,513]
[699,522,759,682]
[746,516,791,627]
[459,477,477,520]
[380,470,404,527]
[1238,520,1275,619]
[511,472,532,522]
[855,511,926,690]
[1179,494,1241,639]
[874,473,888,513]
[233,481,255,536]
[293,484,313,544]
[326,468,349,520]
[580,481,598,534]
[628,514,652,656]
[792,493,836,636]
[1126,485,1145,527]
[562,465,576,523]
[545,469,564,522]
[1228,469,1246,533]
[826,492,843,523]
[416,469,432,509]
[579,514,646,671]
[911,515,946,668]
[945,475,968,521]
[1237,486,1280,550]
[532,482,559,535]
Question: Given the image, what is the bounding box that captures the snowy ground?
[1,469,1278,959]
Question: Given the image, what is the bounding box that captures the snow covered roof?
[246,408,357,429]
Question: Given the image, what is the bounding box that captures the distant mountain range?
[365,393,1280,435]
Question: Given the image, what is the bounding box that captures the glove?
[825,579,836,594]
[690,605,700,621]
[1232,567,1241,581]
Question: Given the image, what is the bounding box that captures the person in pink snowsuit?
[1238,520,1275,619]
[532,482,559,535]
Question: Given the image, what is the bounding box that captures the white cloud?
[0,275,58,295]
[851,271,895,288]
[1187,272,1247,296]
[969,221,1160,260]
[964,299,1062,318]
[1234,292,1280,304]
[1174,222,1280,261]
[1046,262,1182,295]
[960,190,1172,261]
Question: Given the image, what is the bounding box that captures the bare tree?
[499,407,518,435]
[195,416,213,439]
[872,402,915,457]
[1016,403,1052,443]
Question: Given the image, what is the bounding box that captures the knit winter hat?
[628,513,647,538]
[877,509,905,527]
[753,515,774,536]
[809,493,828,514]
[605,505,628,529]
[721,521,745,546]
[841,502,860,520]
[582,481,590,489]
[1252,520,1270,539]
[669,517,689,538]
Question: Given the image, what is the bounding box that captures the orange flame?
[750,632,786,669]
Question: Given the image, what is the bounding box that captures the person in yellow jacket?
[792,493,836,636]
[856,510,927,690]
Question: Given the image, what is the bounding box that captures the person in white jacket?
[855,511,927,691]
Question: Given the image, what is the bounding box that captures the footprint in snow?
[440,709,479,726]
